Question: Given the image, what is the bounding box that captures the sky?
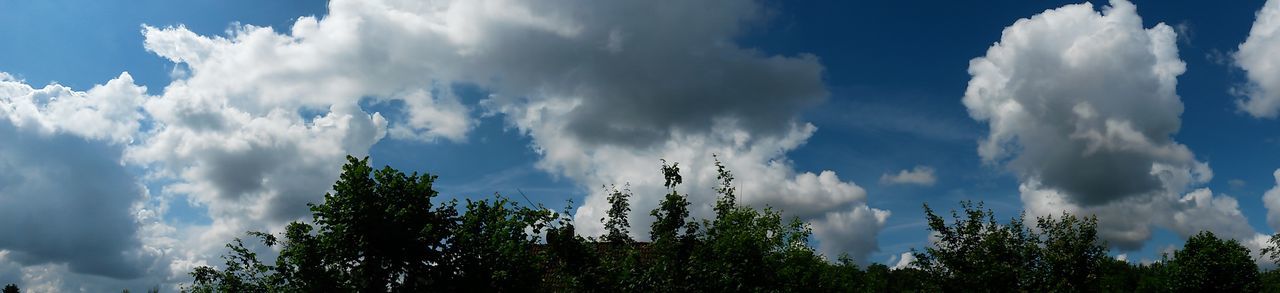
[2,0,1280,290]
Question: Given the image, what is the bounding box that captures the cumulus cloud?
[1234,0,1280,118]
[1262,169,1280,231]
[0,73,170,284]
[146,0,883,261]
[880,166,937,186]
[889,252,916,270]
[419,0,886,261]
[964,0,1260,250]
[0,0,892,287]
[0,72,146,143]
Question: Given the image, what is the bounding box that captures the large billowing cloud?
[964,0,1259,250]
[434,0,888,260]
[120,0,888,282]
[0,0,891,288]
[0,73,176,289]
[1235,0,1280,118]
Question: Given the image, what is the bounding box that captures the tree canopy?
[184,155,1280,292]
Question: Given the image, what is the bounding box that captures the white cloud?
[0,0,893,287]
[435,0,886,261]
[1234,0,1280,118]
[889,252,916,270]
[1262,169,1280,231]
[965,0,1262,250]
[0,73,179,289]
[880,166,937,186]
[0,72,147,143]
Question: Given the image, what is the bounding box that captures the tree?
[644,160,699,291]
[649,160,696,243]
[309,156,461,291]
[186,156,463,292]
[1167,231,1259,292]
[1035,212,1107,291]
[195,154,1261,291]
[545,200,606,291]
[186,232,284,292]
[1098,257,1140,292]
[602,184,633,244]
[693,156,822,291]
[912,201,1112,292]
[445,196,554,290]
[913,201,1039,291]
[2,284,17,293]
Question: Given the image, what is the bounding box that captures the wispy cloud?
[880,166,937,186]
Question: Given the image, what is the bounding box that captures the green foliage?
[602,184,633,244]
[183,154,1280,292]
[446,196,555,290]
[186,231,284,293]
[691,157,832,292]
[1097,257,1140,292]
[914,201,1038,291]
[649,160,696,243]
[1035,212,1108,291]
[308,156,457,291]
[914,201,1109,292]
[1167,231,1260,292]
[642,160,699,291]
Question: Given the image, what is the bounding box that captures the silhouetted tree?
[187,154,1280,292]
[1167,231,1259,292]
[1098,257,1140,292]
[187,156,465,292]
[445,196,554,290]
[1035,212,1107,291]
[644,160,699,291]
[913,201,1038,291]
[2,284,17,293]
[602,184,633,244]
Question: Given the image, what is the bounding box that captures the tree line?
[182,156,1280,292]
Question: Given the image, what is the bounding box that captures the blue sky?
[3,0,1280,289]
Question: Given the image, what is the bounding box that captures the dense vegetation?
[182,156,1280,292]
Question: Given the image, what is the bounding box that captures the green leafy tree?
[1132,258,1172,293]
[644,160,699,291]
[445,196,554,290]
[913,201,1039,291]
[1167,231,1259,292]
[1034,213,1107,291]
[818,254,865,291]
[649,160,696,243]
[309,156,459,291]
[1253,233,1280,291]
[692,156,824,291]
[545,200,606,291]
[862,263,892,292]
[595,184,645,291]
[602,184,633,244]
[186,231,284,292]
[1098,257,1139,292]
[186,156,462,292]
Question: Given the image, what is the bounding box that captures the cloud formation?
[1235,0,1280,118]
[0,73,164,283]
[964,0,1258,250]
[880,166,937,186]
[0,0,892,287]
[1262,170,1280,231]
[120,0,890,279]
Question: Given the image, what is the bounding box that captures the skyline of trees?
[173,155,1280,292]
